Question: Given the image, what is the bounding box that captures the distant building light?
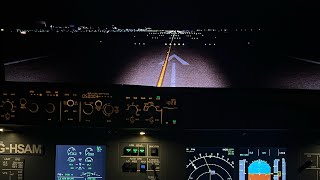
[182,43,185,46]
[0,29,4,32]
[165,43,167,45]
[20,31,27,35]
[143,43,145,45]
[205,43,207,46]
[214,43,216,46]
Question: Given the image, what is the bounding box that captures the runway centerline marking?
[156,32,176,87]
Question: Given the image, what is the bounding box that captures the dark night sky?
[1,0,319,30]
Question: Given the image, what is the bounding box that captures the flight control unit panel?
[0,83,178,128]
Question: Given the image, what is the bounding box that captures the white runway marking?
[4,56,48,66]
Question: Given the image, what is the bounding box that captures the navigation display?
[186,147,235,180]
[55,145,106,180]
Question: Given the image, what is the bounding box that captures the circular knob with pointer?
[83,103,94,115]
[2,101,14,112]
[103,104,114,116]
[46,103,55,113]
[20,98,27,106]
[147,106,158,116]
[29,103,39,113]
[127,105,139,116]
[66,99,75,107]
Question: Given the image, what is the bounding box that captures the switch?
[124,147,132,155]
[130,163,137,172]
[150,148,159,156]
[122,163,131,172]
[140,164,147,172]
[139,147,146,156]
[132,147,139,156]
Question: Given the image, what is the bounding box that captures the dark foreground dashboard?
[1,82,320,180]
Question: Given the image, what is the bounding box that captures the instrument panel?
[0,83,178,128]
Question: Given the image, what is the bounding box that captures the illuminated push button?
[124,147,132,155]
[140,164,147,173]
[122,163,131,172]
[151,148,159,156]
[173,119,177,125]
[130,163,137,172]
[132,147,139,156]
[139,147,145,156]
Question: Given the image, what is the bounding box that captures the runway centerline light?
[140,131,146,136]
[0,128,3,132]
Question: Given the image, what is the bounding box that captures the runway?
[3,33,320,89]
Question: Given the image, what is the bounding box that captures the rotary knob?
[95,100,103,111]
[147,106,157,116]
[127,105,138,116]
[83,103,94,115]
[45,103,55,113]
[2,101,14,112]
[29,103,39,113]
[95,100,102,107]
[66,99,75,107]
[20,98,27,105]
[103,104,114,116]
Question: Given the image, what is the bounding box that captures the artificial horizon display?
[239,147,286,180]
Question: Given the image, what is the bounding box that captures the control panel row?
[0,88,178,127]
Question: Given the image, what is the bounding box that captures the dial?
[20,98,27,105]
[29,103,39,113]
[67,99,75,107]
[46,103,55,113]
[83,103,94,115]
[103,104,114,116]
[127,105,138,116]
[147,105,158,116]
[95,100,102,107]
[2,101,14,112]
